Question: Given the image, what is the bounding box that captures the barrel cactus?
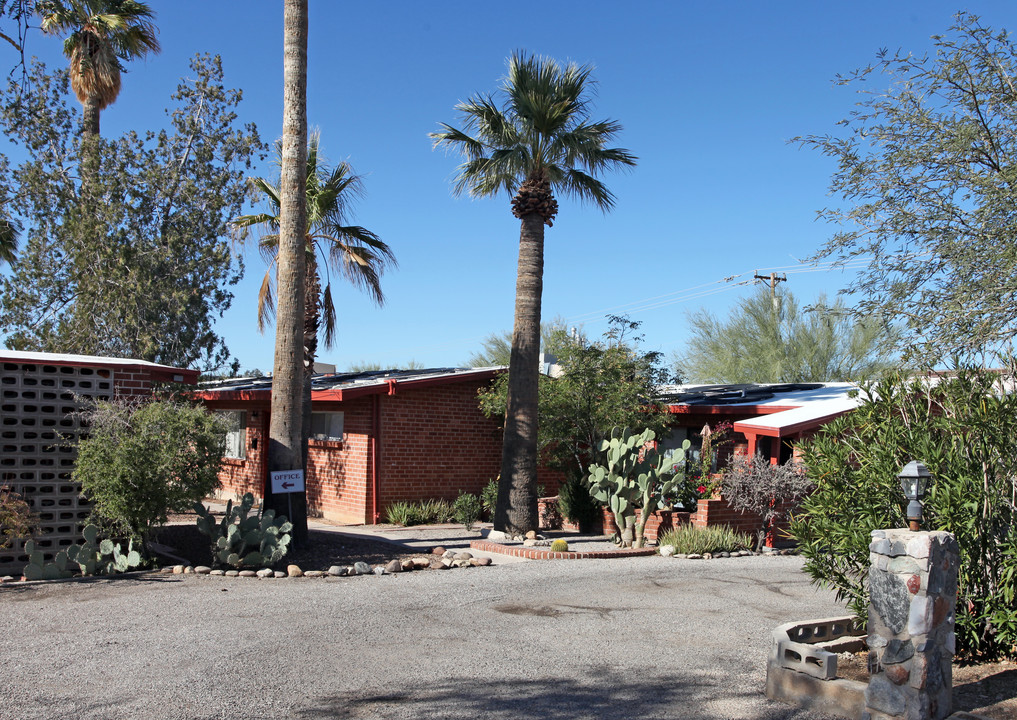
[550,538,569,552]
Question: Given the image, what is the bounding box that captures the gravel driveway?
[1,553,846,720]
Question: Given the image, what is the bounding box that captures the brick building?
[198,367,562,525]
[0,350,198,574]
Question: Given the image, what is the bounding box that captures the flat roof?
[198,366,505,403]
[0,349,196,374]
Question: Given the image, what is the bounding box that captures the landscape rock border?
[157,548,492,580]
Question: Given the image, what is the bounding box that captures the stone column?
[864,529,959,720]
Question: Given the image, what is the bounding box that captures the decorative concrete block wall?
[865,529,959,720]
[0,361,113,573]
[1,353,196,575]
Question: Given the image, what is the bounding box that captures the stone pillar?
[864,529,959,720]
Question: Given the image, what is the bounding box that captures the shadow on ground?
[295,667,824,720]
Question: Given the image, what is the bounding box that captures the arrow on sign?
[282,482,295,489]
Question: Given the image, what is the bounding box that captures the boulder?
[353,561,372,575]
[385,559,402,574]
[287,564,303,578]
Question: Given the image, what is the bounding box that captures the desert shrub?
[73,398,227,548]
[419,498,454,524]
[385,498,454,526]
[793,370,1017,661]
[0,487,37,550]
[657,524,752,555]
[385,501,415,526]
[453,491,483,531]
[557,474,600,532]
[722,454,813,552]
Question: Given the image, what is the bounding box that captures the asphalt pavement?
[0,546,848,720]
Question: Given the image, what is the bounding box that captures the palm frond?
[257,267,275,333]
[434,50,634,209]
[321,283,336,348]
[0,214,19,265]
[558,167,617,209]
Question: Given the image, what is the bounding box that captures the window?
[311,412,343,442]
[221,410,246,459]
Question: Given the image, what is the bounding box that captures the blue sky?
[6,1,1014,372]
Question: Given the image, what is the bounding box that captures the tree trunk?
[82,96,100,138]
[267,0,308,545]
[494,211,544,535]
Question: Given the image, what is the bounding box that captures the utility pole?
[753,271,787,300]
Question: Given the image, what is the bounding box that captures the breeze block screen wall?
[0,352,197,576]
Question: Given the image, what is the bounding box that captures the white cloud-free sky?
[5,1,1011,372]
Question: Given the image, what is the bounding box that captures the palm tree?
[268,0,308,543]
[233,131,396,383]
[431,52,636,534]
[39,0,160,138]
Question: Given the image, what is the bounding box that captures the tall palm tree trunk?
[494,211,544,534]
[268,0,308,544]
[82,96,100,137]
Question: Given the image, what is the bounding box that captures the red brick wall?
[210,377,567,525]
[376,382,502,518]
[305,399,372,524]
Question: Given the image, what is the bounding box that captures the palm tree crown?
[233,131,397,349]
[431,51,636,223]
[40,0,160,116]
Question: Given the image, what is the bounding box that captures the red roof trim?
[665,403,799,416]
[195,368,503,405]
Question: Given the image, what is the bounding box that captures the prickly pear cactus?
[197,493,293,569]
[22,540,73,581]
[65,524,143,575]
[586,427,690,548]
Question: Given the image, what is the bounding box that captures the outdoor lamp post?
[899,460,932,531]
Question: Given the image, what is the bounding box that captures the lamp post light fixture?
[899,460,932,532]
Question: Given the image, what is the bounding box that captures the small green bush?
[481,479,498,519]
[657,524,752,555]
[557,475,600,533]
[72,398,226,547]
[453,491,483,531]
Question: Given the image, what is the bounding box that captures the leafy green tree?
[796,13,1017,362]
[433,52,636,534]
[0,56,265,370]
[793,370,1017,660]
[39,0,160,139]
[479,317,672,485]
[72,398,227,549]
[675,287,896,383]
[467,317,572,367]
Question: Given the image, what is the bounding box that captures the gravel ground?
[0,552,849,720]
